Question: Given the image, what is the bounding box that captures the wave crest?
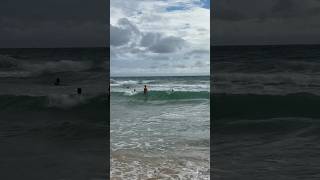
[112,91,209,101]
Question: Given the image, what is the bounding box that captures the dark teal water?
[212,45,320,180]
[0,48,108,180]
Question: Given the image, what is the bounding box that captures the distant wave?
[22,60,93,75]
[0,94,108,138]
[212,72,320,95]
[112,91,209,101]
[0,55,19,69]
[0,54,100,77]
[213,60,320,74]
[0,94,108,111]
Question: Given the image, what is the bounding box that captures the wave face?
[0,94,108,111]
[0,94,108,139]
[111,76,209,98]
[112,91,209,101]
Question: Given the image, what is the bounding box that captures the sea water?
[212,45,320,179]
[110,76,210,179]
[0,48,108,179]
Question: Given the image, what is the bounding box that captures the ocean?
[0,48,108,179]
[212,45,320,179]
[110,76,210,179]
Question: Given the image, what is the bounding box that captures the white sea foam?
[47,94,86,108]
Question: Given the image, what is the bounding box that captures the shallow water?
[110,76,210,179]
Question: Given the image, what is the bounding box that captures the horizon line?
[212,43,320,47]
[0,46,109,49]
[110,74,210,78]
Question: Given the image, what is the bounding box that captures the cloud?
[110,0,210,76]
[111,18,186,53]
[149,36,186,53]
[140,33,162,47]
[110,25,132,46]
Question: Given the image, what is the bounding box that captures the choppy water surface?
[111,76,210,179]
[212,45,320,180]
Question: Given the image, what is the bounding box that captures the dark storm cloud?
[0,0,108,48]
[213,0,320,45]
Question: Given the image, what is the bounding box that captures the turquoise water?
[110,76,210,179]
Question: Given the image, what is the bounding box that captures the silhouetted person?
[77,88,82,95]
[54,78,60,86]
[144,85,148,95]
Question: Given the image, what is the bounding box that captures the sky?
[1,0,320,48]
[110,0,210,77]
[0,0,107,48]
[213,0,320,45]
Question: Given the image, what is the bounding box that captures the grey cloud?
[111,18,186,54]
[175,64,187,68]
[194,61,207,67]
[140,33,162,47]
[140,32,186,53]
[110,25,132,46]
[187,50,210,55]
[118,18,140,35]
[110,18,140,47]
[149,36,186,53]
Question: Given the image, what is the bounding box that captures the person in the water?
[54,78,60,85]
[144,85,148,94]
[77,88,82,95]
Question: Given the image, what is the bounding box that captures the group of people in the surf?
[54,77,177,98]
[54,77,149,97]
[54,77,82,95]
[124,84,149,95]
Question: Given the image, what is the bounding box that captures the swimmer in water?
[143,85,148,94]
[77,88,82,95]
[54,78,60,86]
